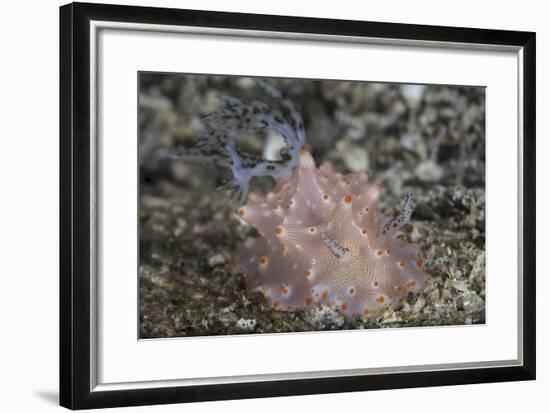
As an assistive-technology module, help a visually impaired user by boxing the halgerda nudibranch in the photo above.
[172,80,428,319]
[236,150,428,318]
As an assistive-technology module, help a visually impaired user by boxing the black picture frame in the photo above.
[60,2,536,410]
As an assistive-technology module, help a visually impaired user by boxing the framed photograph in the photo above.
[60,2,536,409]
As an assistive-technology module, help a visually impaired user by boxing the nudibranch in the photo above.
[171,80,428,318]
[236,149,428,318]
[170,80,304,203]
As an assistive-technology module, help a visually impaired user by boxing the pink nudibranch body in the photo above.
[236,148,428,318]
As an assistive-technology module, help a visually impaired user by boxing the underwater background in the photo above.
[138,74,485,338]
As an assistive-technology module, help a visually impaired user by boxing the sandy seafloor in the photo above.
[138,74,486,338]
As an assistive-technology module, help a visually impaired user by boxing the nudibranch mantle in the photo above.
[236,148,428,318]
